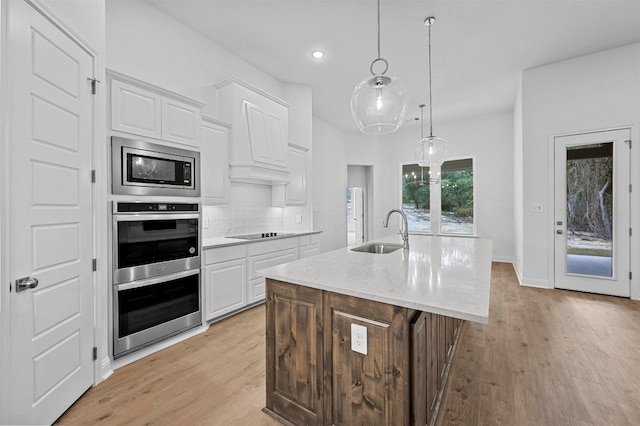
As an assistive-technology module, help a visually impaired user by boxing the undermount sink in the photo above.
[351,242,404,254]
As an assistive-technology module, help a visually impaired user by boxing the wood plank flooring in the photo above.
[437,262,640,426]
[56,262,640,425]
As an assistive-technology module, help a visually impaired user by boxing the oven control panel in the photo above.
[115,202,200,213]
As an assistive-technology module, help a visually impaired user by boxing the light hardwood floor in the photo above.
[56,262,640,425]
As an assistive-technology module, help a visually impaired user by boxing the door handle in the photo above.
[15,277,39,292]
[556,230,563,235]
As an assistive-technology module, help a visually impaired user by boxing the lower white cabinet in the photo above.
[203,234,321,321]
[248,247,298,303]
[299,233,321,259]
[204,245,247,321]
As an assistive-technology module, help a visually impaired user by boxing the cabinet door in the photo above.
[204,258,246,320]
[325,293,409,425]
[201,121,229,205]
[161,97,201,147]
[266,279,324,425]
[111,79,161,139]
[286,146,306,205]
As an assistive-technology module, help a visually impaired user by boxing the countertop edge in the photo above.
[203,230,322,249]
[261,272,489,323]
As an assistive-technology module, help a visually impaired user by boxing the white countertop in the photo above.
[258,234,493,324]
[203,230,322,249]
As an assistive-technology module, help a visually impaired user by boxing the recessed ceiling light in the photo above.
[311,50,325,59]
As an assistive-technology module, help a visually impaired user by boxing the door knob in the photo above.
[15,277,39,292]
[556,230,563,235]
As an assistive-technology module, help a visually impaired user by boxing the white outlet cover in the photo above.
[351,323,367,355]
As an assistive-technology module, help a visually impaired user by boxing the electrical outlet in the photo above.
[202,217,209,229]
[351,324,367,355]
[295,215,302,223]
[532,203,544,213]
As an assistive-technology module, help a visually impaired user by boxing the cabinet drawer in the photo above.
[249,248,298,280]
[204,245,247,265]
[298,235,311,246]
[299,243,320,259]
[247,238,298,256]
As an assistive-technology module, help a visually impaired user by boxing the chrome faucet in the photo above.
[382,209,409,250]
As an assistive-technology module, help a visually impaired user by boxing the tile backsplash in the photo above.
[203,182,309,238]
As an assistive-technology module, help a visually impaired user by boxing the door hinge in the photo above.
[631,184,633,193]
[92,259,97,271]
[630,228,633,237]
[91,169,96,183]
[88,78,100,95]
[630,272,633,280]
[93,347,98,361]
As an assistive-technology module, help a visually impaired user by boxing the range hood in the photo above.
[216,77,290,185]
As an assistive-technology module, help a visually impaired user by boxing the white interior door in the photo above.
[554,129,631,297]
[353,187,365,243]
[7,1,95,423]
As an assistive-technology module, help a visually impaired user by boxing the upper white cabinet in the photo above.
[201,115,231,205]
[109,70,204,148]
[216,77,290,184]
[161,97,201,147]
[286,145,307,205]
[111,79,162,139]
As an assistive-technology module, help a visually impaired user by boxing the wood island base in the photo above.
[265,278,463,426]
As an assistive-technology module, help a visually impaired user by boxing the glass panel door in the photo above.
[554,129,630,296]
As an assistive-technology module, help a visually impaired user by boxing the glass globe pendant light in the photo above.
[415,17,447,170]
[350,0,408,135]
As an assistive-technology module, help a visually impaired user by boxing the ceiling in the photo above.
[145,0,640,133]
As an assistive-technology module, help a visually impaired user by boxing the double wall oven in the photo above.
[112,201,201,358]
[111,136,203,358]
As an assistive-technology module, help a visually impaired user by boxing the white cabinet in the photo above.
[247,237,299,303]
[216,77,290,184]
[272,145,307,206]
[204,245,247,320]
[286,146,307,205]
[204,235,320,321]
[109,71,204,147]
[299,234,321,259]
[161,97,201,147]
[111,79,162,139]
[201,115,231,205]
[248,247,298,303]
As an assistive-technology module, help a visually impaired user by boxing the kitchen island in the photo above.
[258,234,492,426]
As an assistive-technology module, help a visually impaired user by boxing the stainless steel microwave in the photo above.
[111,137,200,197]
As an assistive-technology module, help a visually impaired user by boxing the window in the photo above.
[440,158,474,234]
[402,164,431,232]
[401,158,474,235]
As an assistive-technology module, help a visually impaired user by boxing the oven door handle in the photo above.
[113,213,200,222]
[115,268,200,291]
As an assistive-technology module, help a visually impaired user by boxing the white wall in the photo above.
[520,43,640,293]
[106,0,284,102]
[375,111,515,261]
[313,118,347,251]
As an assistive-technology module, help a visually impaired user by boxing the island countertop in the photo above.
[258,234,493,323]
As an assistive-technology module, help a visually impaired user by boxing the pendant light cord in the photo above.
[377,0,381,59]
[428,23,433,137]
